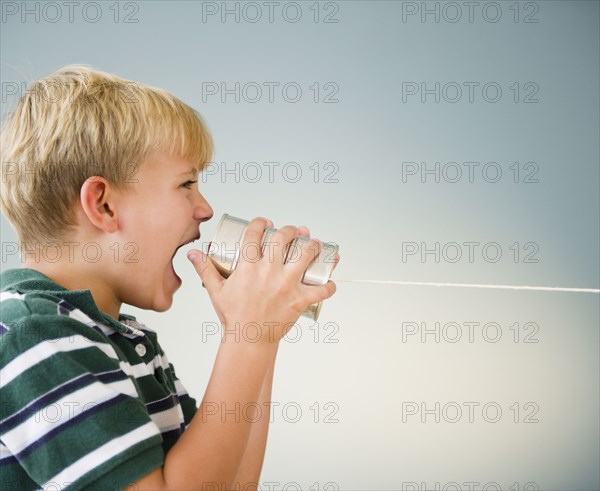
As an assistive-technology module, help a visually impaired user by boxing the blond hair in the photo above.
[1,65,213,248]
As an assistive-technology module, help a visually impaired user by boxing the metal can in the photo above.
[207,214,339,320]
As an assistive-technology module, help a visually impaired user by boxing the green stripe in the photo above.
[76,444,164,491]
[0,315,113,365]
[0,297,32,324]
[16,399,160,484]
[0,465,39,491]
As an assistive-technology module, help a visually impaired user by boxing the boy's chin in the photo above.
[156,283,180,311]
[133,287,177,313]
[148,293,175,313]
[127,270,180,312]
[152,302,173,313]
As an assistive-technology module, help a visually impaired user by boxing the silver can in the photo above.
[207,214,339,320]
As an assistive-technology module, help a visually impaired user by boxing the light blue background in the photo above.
[2,1,599,489]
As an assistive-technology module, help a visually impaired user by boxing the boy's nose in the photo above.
[193,192,213,223]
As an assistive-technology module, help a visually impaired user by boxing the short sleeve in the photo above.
[0,314,164,490]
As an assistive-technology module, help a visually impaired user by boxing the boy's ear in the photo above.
[79,176,119,233]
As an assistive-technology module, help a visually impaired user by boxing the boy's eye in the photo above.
[181,180,198,189]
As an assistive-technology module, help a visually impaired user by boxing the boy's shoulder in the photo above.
[1,268,91,337]
[0,267,148,339]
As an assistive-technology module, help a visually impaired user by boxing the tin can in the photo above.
[207,214,339,320]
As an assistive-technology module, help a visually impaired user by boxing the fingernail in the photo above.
[187,252,198,262]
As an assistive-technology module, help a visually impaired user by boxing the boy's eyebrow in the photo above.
[177,167,199,177]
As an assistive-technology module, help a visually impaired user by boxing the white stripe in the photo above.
[0,336,118,387]
[174,379,189,396]
[149,353,168,371]
[121,318,154,334]
[150,404,184,433]
[142,352,169,373]
[3,378,139,454]
[119,351,167,380]
[65,307,97,328]
[43,421,160,488]
[120,360,152,379]
[0,291,26,302]
[93,321,116,336]
[120,356,193,385]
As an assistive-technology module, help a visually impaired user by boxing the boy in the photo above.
[0,66,337,490]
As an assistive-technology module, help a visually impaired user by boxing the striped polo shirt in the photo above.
[0,268,197,490]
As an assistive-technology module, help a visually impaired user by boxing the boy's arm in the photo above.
[231,348,278,489]
[132,338,278,490]
[132,220,335,491]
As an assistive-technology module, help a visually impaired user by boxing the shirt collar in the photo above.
[0,267,145,337]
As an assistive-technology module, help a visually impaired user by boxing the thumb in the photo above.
[187,249,223,294]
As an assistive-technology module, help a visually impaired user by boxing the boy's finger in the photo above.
[302,280,337,306]
[237,217,269,266]
[270,225,300,265]
[286,238,322,276]
[297,225,310,238]
[187,249,223,294]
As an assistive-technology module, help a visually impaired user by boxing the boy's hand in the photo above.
[187,217,337,343]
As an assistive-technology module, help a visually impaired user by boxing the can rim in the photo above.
[207,213,229,256]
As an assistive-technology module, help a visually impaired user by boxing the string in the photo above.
[335,279,600,294]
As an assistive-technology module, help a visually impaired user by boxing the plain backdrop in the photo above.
[2,1,599,489]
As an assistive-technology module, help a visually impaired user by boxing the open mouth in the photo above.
[171,234,201,282]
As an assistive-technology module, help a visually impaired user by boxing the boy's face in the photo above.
[112,151,213,312]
